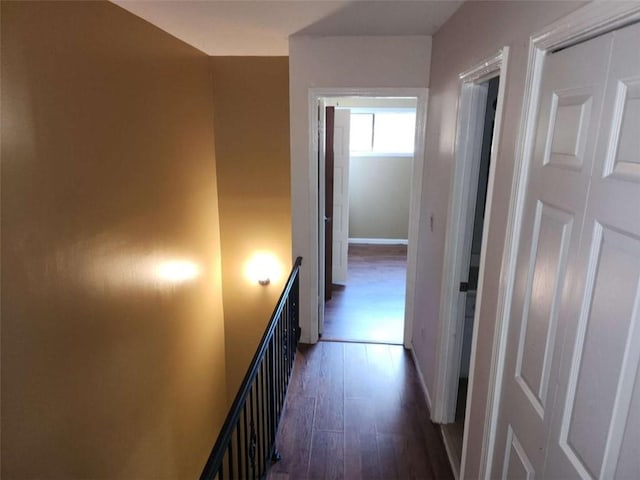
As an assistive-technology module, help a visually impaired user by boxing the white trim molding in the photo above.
[307,87,429,349]
[459,50,507,84]
[477,3,640,480]
[433,47,509,435]
[410,344,434,413]
[348,238,409,245]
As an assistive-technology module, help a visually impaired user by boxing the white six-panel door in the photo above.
[493,21,640,479]
[332,109,351,285]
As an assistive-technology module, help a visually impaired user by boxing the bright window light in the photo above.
[349,113,374,152]
[349,110,416,155]
[373,112,416,154]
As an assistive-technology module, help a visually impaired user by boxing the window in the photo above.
[350,114,374,151]
[349,109,416,155]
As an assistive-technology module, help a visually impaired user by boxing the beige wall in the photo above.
[211,57,291,398]
[409,2,584,477]
[1,2,227,478]
[349,155,411,240]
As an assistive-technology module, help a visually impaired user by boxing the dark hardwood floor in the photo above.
[268,342,453,479]
[322,244,407,344]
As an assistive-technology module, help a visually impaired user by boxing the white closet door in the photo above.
[544,22,640,479]
[491,31,613,478]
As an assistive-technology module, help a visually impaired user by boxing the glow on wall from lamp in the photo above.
[245,252,283,286]
[85,252,202,290]
[154,260,201,284]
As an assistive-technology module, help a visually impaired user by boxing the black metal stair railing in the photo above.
[200,257,303,480]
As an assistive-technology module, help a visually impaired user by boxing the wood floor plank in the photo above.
[407,391,454,479]
[322,245,406,344]
[314,342,344,432]
[365,344,399,393]
[344,397,376,435]
[366,345,417,438]
[344,431,382,480]
[343,342,371,398]
[419,415,454,479]
[375,400,422,438]
[308,430,344,480]
[288,343,322,397]
[270,394,315,475]
[273,342,453,480]
[377,433,435,479]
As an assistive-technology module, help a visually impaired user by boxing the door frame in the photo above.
[307,87,429,347]
[474,3,640,479]
[317,99,328,333]
[323,106,335,304]
[433,48,509,426]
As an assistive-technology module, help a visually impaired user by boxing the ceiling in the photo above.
[112,1,463,56]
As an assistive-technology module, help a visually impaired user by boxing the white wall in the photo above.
[289,35,431,343]
[408,1,584,477]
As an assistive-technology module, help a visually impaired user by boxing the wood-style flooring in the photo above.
[268,341,453,479]
[322,245,407,344]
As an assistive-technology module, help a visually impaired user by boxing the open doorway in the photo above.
[321,97,416,344]
[317,96,419,345]
[441,76,499,470]
[432,48,508,479]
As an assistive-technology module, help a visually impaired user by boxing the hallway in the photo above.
[322,245,407,344]
[269,342,453,479]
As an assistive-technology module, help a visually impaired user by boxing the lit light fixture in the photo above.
[245,252,281,286]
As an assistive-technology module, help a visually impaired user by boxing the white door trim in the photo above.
[476,3,640,479]
[316,100,327,335]
[307,87,429,348]
[433,48,509,426]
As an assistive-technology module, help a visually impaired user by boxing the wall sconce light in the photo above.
[245,252,281,287]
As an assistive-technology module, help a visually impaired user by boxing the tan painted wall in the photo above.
[349,155,412,240]
[1,2,227,478]
[211,57,291,398]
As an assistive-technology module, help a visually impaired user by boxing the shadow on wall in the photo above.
[294,1,462,36]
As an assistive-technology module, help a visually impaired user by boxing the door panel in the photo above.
[516,202,573,416]
[492,29,613,478]
[616,365,640,478]
[605,79,640,180]
[544,90,592,170]
[503,426,535,480]
[545,22,640,480]
[559,226,640,478]
[495,20,640,480]
[332,109,351,285]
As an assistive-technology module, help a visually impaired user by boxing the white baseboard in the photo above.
[409,345,433,412]
[411,345,460,478]
[441,427,461,480]
[348,238,408,245]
